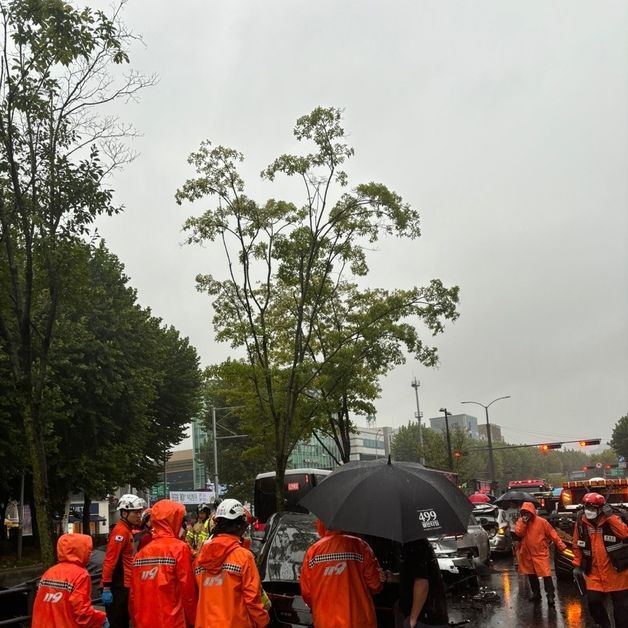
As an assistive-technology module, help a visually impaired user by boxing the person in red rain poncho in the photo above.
[101,493,146,628]
[300,519,383,628]
[32,533,108,628]
[515,501,567,606]
[130,499,197,628]
[194,498,269,628]
[572,492,628,628]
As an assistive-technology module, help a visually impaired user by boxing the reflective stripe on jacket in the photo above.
[32,534,106,628]
[101,518,135,588]
[194,534,269,628]
[300,530,383,628]
[130,500,197,628]
[572,513,628,592]
[515,502,567,578]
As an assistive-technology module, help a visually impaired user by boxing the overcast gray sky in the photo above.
[94,0,628,452]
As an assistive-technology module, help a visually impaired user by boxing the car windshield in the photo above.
[265,513,318,582]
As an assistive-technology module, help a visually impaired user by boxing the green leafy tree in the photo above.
[0,0,153,563]
[176,107,459,509]
[42,242,201,525]
[610,414,628,459]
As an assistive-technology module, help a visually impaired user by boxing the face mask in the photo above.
[584,509,598,520]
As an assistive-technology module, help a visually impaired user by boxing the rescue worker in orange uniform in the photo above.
[101,493,146,627]
[194,498,269,628]
[515,501,567,605]
[130,499,197,627]
[572,492,628,628]
[300,519,383,628]
[32,533,108,628]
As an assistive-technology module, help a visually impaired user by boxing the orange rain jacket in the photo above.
[32,533,106,628]
[194,533,269,628]
[515,502,567,578]
[101,516,135,589]
[300,527,383,628]
[130,500,197,628]
[572,512,628,592]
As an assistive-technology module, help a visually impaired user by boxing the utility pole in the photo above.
[411,378,425,464]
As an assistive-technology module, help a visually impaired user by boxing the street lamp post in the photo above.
[461,396,511,493]
[411,378,425,464]
[374,428,383,459]
[439,408,454,470]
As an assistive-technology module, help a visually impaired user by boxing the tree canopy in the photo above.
[610,414,628,460]
[0,0,153,562]
[176,107,459,508]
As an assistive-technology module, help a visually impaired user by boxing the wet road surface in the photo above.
[446,557,605,627]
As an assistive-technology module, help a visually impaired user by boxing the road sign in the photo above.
[595,462,602,469]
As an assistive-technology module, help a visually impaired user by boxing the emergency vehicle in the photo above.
[559,477,628,520]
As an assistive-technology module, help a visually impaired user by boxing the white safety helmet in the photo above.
[117,494,146,511]
[215,498,245,520]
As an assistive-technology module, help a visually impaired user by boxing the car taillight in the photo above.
[253,521,266,532]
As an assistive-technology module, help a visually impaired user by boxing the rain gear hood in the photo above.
[57,532,92,567]
[520,502,536,518]
[151,499,185,539]
[196,534,241,573]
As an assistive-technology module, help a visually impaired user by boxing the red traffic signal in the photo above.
[540,443,562,452]
[579,439,601,447]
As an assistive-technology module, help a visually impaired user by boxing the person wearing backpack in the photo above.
[572,492,628,628]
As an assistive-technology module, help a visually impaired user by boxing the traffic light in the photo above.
[579,439,601,447]
[540,443,562,452]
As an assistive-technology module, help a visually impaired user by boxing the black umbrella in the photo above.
[299,458,473,543]
[494,491,541,508]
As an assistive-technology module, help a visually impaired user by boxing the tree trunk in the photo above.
[82,494,91,537]
[22,401,54,565]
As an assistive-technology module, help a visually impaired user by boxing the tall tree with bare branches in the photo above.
[176,107,459,511]
[0,0,154,563]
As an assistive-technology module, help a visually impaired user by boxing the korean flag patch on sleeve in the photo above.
[114,535,124,542]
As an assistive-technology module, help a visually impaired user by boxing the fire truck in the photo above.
[558,477,628,520]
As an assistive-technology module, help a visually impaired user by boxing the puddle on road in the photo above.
[446,559,598,628]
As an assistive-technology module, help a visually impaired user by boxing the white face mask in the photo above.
[584,509,598,520]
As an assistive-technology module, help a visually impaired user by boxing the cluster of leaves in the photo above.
[176,107,459,506]
[391,424,619,488]
[610,414,628,459]
[0,240,202,523]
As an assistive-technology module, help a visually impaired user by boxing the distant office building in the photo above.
[289,434,339,469]
[478,423,504,443]
[287,425,394,468]
[165,449,195,491]
[429,413,479,439]
[192,413,209,489]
